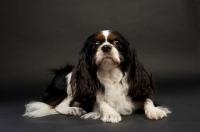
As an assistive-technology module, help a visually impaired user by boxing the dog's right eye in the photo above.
[93,41,101,49]
[95,41,101,45]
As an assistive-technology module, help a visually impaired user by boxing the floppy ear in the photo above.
[127,47,156,101]
[70,41,102,105]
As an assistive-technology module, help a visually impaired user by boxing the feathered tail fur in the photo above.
[23,102,58,117]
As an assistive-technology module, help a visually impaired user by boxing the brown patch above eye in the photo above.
[108,34,117,41]
[96,34,105,41]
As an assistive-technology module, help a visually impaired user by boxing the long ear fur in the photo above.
[110,32,155,101]
[70,39,103,105]
[127,47,156,101]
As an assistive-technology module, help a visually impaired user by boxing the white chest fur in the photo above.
[96,67,137,115]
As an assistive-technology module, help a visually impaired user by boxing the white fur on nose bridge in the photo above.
[102,30,110,41]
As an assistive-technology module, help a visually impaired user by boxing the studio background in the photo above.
[0,0,200,132]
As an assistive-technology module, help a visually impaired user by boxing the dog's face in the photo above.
[83,30,131,69]
[94,30,121,67]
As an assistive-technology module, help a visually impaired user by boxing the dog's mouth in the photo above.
[103,56,113,60]
[102,57,114,63]
[95,55,120,66]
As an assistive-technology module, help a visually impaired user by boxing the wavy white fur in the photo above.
[23,102,58,118]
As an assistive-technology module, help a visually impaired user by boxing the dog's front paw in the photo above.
[56,106,86,117]
[66,107,87,116]
[81,112,100,119]
[145,106,170,120]
[101,112,122,123]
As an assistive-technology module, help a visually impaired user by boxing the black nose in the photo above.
[101,45,112,52]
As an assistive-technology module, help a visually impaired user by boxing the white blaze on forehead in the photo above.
[101,30,110,41]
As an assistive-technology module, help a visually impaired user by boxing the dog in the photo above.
[23,30,171,123]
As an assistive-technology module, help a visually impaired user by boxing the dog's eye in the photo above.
[113,40,120,46]
[93,41,101,49]
[95,41,101,45]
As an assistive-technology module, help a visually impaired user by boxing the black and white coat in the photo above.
[24,30,171,123]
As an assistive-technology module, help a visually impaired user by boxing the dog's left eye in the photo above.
[113,40,120,46]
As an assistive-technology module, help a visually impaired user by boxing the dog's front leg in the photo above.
[55,96,86,116]
[98,101,122,123]
[144,98,171,120]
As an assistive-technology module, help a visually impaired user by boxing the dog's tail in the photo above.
[23,101,58,118]
[23,64,74,118]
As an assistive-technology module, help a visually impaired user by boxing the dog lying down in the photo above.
[23,30,171,123]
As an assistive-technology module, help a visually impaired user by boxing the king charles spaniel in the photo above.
[23,30,171,123]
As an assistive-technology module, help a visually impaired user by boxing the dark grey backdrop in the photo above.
[1,0,199,99]
[0,0,200,132]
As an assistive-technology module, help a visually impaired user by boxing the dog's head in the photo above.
[80,30,134,71]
